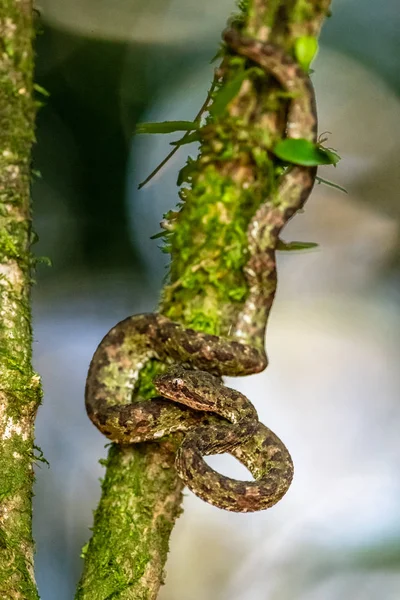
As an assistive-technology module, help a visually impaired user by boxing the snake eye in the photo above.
[172,377,184,388]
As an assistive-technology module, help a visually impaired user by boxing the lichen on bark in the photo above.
[0,1,41,597]
[77,1,332,598]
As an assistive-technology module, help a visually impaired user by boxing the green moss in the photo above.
[0,2,40,597]
[160,121,275,332]
[137,360,167,401]
[76,442,182,599]
[291,0,323,23]
[0,435,38,598]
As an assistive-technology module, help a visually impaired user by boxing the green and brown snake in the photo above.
[85,28,318,512]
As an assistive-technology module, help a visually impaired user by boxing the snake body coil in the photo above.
[86,28,317,512]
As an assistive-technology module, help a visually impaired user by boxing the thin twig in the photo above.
[138,74,218,189]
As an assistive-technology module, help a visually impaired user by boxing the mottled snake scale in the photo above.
[85,28,318,512]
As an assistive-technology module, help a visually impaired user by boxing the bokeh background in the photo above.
[32,0,400,598]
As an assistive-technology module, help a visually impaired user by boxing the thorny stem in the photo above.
[0,1,41,598]
[76,1,332,599]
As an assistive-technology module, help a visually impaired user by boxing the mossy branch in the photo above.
[0,1,41,597]
[76,1,332,598]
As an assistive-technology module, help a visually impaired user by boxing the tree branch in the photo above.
[0,1,41,597]
[76,1,332,598]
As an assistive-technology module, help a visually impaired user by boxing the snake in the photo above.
[85,28,317,513]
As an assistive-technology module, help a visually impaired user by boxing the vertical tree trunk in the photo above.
[0,1,41,597]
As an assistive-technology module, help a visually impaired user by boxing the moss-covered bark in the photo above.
[77,1,331,598]
[0,1,41,598]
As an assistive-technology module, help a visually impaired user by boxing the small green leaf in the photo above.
[316,176,347,193]
[135,121,199,135]
[209,69,249,117]
[177,159,196,186]
[210,46,224,64]
[273,138,339,166]
[319,147,341,166]
[30,231,40,245]
[294,36,319,71]
[169,132,201,146]
[277,239,319,251]
[34,83,50,97]
[80,543,89,559]
[33,444,50,466]
[36,255,52,267]
[150,231,166,240]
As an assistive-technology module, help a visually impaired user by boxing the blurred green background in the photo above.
[31,1,400,598]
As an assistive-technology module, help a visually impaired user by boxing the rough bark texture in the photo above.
[0,1,41,598]
[77,1,332,598]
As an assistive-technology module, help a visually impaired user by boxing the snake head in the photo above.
[154,366,222,412]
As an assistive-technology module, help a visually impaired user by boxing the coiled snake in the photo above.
[85,28,317,512]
